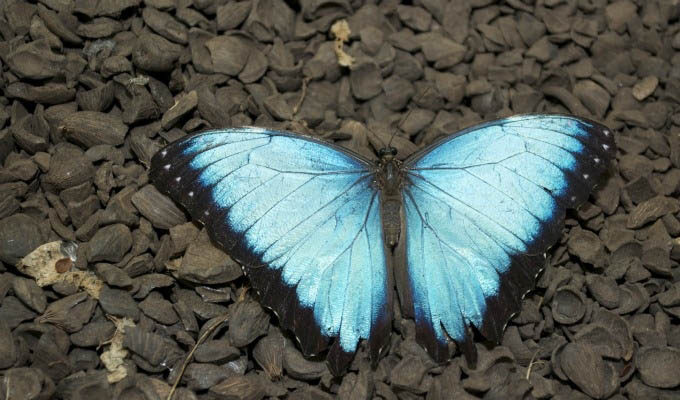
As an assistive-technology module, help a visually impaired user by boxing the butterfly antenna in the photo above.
[387,86,433,149]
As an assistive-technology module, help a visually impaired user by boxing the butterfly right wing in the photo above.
[150,128,392,374]
[401,115,615,362]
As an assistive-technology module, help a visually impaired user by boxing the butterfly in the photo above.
[149,114,615,375]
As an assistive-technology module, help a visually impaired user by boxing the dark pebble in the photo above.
[138,292,179,325]
[567,227,607,268]
[350,61,383,100]
[0,296,38,329]
[0,214,45,265]
[172,288,227,320]
[76,82,115,112]
[123,326,182,369]
[7,40,64,80]
[94,263,133,289]
[37,291,95,333]
[161,90,198,130]
[70,348,100,372]
[585,274,620,309]
[195,286,231,304]
[183,363,233,391]
[87,223,132,263]
[142,7,188,44]
[228,300,269,348]
[627,196,680,229]
[551,286,586,325]
[1,367,54,400]
[636,347,680,388]
[132,33,183,72]
[12,276,47,313]
[216,2,251,31]
[53,371,110,400]
[98,285,139,320]
[0,319,17,369]
[253,333,285,380]
[205,35,251,76]
[173,300,199,333]
[559,342,619,399]
[134,273,175,299]
[194,339,240,364]
[43,145,95,191]
[70,320,116,347]
[131,185,187,230]
[178,231,242,285]
[391,355,427,393]
[210,375,266,400]
[624,176,657,205]
[60,111,128,148]
[283,343,328,380]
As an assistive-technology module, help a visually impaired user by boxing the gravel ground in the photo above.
[1,0,680,399]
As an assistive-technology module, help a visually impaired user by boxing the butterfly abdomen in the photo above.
[382,198,401,248]
[378,156,404,248]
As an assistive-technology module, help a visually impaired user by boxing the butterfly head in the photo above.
[378,146,398,160]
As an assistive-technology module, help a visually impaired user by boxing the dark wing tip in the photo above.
[327,340,355,376]
[245,264,333,355]
[368,303,392,367]
[479,253,544,343]
[415,320,449,363]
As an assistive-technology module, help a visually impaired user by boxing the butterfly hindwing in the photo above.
[150,127,392,374]
[402,115,616,362]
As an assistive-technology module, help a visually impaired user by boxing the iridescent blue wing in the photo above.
[150,127,391,374]
[402,115,616,362]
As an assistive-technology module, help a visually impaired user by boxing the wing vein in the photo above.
[408,175,530,248]
[241,175,318,235]
[263,175,372,262]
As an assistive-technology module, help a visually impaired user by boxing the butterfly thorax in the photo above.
[376,150,404,249]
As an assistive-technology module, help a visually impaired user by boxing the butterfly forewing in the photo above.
[150,127,392,375]
[401,114,616,362]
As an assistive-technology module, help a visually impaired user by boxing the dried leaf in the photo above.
[17,241,103,299]
[331,20,354,67]
[100,316,135,383]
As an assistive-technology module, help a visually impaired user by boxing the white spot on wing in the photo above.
[175,177,181,182]
[603,129,610,136]
[188,191,194,197]
[570,196,576,202]
[603,144,609,150]
[161,150,167,157]
[583,174,589,179]
[163,164,171,170]
[594,157,600,163]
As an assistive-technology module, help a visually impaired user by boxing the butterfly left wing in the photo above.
[401,115,616,363]
[150,127,391,374]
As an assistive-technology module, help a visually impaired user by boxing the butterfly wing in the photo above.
[150,127,391,374]
[401,115,616,362]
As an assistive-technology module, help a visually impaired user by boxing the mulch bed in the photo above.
[1,0,680,399]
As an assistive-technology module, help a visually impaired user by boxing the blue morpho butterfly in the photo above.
[150,114,615,375]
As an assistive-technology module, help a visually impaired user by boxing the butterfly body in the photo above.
[150,115,615,375]
[374,150,404,248]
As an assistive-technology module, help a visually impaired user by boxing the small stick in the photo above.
[293,78,310,116]
[525,348,541,380]
[166,313,229,400]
